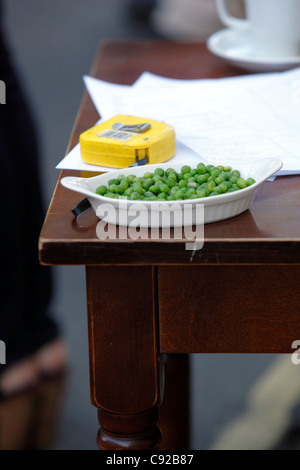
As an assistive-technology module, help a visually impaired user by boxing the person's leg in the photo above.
[0,0,67,396]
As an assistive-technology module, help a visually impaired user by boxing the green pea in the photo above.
[154,168,165,177]
[206,165,215,174]
[109,184,118,193]
[166,178,176,188]
[196,163,206,174]
[229,175,238,183]
[213,185,223,194]
[169,187,179,195]
[187,176,196,183]
[218,182,229,193]
[196,189,208,198]
[178,180,187,188]
[152,174,163,183]
[222,171,231,180]
[165,168,176,177]
[131,184,144,195]
[222,181,232,189]
[167,172,178,181]
[149,185,159,194]
[130,191,143,200]
[133,176,143,184]
[215,175,225,185]
[157,192,167,200]
[196,174,208,185]
[158,183,170,194]
[173,190,184,200]
[108,178,120,186]
[96,185,107,196]
[142,178,153,190]
[236,177,247,189]
[104,191,116,198]
[246,177,256,186]
[143,191,154,198]
[116,182,128,194]
[122,178,130,186]
[206,181,216,192]
[124,187,134,197]
[211,169,221,178]
[120,181,129,190]
[184,188,196,199]
[181,165,191,175]
[183,172,192,181]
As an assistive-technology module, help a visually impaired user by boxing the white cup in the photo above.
[216,0,300,58]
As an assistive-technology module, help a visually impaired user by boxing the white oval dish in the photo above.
[61,158,282,228]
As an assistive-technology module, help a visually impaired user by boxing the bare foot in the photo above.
[0,357,39,397]
[0,339,68,397]
[34,339,69,378]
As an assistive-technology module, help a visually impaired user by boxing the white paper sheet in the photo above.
[57,68,300,176]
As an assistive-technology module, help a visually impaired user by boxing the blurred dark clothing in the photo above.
[0,0,59,367]
[129,0,158,24]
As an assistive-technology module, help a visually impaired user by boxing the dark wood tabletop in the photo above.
[39,40,300,267]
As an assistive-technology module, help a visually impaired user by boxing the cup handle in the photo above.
[215,0,248,29]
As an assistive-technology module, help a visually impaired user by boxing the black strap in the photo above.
[71,197,91,218]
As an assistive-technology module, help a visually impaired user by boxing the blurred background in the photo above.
[3,0,300,450]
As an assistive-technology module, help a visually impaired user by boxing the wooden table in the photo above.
[39,40,300,451]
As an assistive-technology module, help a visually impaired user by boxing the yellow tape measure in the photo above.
[79,114,176,168]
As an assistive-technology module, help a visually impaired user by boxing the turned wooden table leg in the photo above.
[97,408,161,450]
[86,266,162,450]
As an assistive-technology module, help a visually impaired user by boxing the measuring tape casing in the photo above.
[79,115,176,168]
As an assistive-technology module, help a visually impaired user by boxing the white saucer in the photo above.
[207,28,300,73]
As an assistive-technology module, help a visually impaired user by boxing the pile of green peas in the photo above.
[95,163,256,201]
